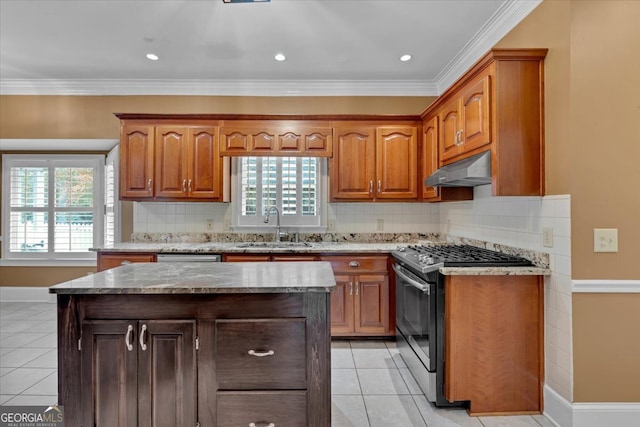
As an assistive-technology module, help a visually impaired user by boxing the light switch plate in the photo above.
[594,228,618,252]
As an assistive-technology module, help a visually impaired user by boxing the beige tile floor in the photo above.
[0,301,555,426]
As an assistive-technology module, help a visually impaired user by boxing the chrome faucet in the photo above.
[263,205,282,242]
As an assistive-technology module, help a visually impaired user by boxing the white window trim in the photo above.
[1,154,104,261]
[230,157,328,233]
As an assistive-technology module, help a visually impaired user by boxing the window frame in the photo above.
[231,156,328,233]
[1,154,105,261]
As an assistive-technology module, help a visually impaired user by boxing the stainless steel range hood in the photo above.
[425,151,492,187]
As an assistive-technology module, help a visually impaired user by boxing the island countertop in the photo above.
[49,261,336,294]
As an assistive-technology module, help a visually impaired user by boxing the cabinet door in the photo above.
[97,253,156,272]
[461,72,491,154]
[330,127,376,200]
[376,126,418,199]
[354,274,390,334]
[220,128,276,155]
[439,97,463,163]
[120,125,154,199]
[188,126,221,199]
[330,274,355,335]
[81,320,137,427]
[422,116,440,200]
[155,126,189,198]
[138,320,196,427]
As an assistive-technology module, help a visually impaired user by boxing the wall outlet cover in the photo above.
[542,227,554,248]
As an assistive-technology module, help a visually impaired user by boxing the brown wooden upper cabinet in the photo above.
[422,48,547,196]
[330,125,418,201]
[439,69,491,163]
[119,120,227,201]
[219,126,332,157]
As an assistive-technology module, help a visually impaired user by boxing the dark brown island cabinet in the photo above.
[50,262,335,427]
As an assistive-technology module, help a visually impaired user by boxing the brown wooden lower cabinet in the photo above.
[321,255,392,337]
[80,319,196,426]
[58,293,330,427]
[445,275,543,415]
[97,252,156,271]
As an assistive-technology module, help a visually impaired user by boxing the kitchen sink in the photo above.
[235,242,313,248]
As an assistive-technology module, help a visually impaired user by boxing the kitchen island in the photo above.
[50,261,335,427]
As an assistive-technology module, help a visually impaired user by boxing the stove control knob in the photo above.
[397,246,406,252]
[425,257,435,265]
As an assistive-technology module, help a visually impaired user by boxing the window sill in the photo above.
[231,226,328,234]
[0,259,97,267]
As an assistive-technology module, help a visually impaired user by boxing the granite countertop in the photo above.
[92,241,403,254]
[439,266,551,276]
[49,261,336,295]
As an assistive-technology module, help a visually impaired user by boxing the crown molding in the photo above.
[0,0,541,97]
[434,0,543,93]
[0,79,438,97]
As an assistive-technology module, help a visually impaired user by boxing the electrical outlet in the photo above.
[594,228,618,252]
[224,220,231,231]
[542,227,553,248]
[327,219,335,231]
[206,219,214,231]
[376,219,384,231]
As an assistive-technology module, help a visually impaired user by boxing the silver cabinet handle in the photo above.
[120,260,131,265]
[188,179,192,193]
[349,261,360,268]
[249,423,275,427]
[369,180,373,194]
[248,350,275,357]
[355,282,359,296]
[139,324,147,351]
[182,179,187,193]
[147,178,152,190]
[378,180,381,194]
[125,324,134,351]
[349,282,353,296]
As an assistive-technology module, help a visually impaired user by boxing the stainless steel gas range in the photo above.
[391,244,533,407]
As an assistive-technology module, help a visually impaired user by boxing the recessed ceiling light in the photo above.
[274,53,286,62]
[400,54,412,62]
[146,53,159,61]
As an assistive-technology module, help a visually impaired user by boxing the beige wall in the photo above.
[0,95,433,139]
[498,0,640,403]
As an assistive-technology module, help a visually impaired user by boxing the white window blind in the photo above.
[2,155,104,259]
[236,156,322,228]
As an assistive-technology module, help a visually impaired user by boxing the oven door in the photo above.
[393,263,436,372]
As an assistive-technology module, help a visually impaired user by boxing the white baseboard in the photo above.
[0,286,54,303]
[544,385,640,427]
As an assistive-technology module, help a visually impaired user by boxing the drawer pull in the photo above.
[120,260,131,265]
[249,423,275,427]
[248,349,275,357]
[349,261,360,268]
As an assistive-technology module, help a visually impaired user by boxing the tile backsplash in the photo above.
[132,185,573,401]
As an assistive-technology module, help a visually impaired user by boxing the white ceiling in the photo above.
[0,0,541,96]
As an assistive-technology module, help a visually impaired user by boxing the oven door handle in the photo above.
[393,264,431,295]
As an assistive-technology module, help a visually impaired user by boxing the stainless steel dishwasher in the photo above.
[156,254,221,263]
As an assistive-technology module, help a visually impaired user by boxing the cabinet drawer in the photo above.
[215,319,306,389]
[321,255,388,273]
[217,391,307,427]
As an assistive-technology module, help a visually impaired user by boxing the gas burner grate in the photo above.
[406,244,533,267]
